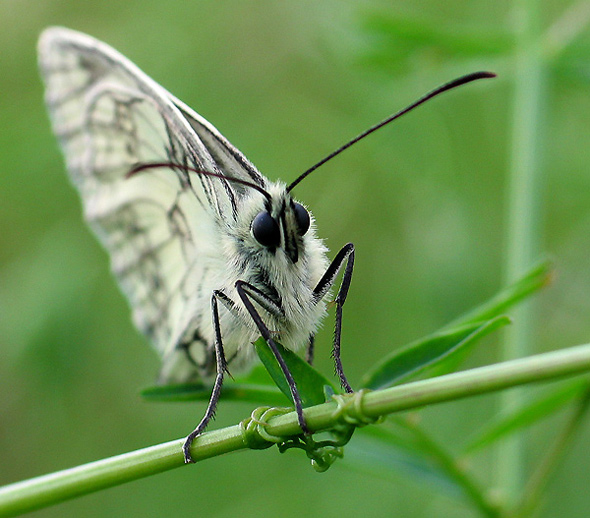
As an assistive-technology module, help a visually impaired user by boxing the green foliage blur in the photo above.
[2,1,590,517]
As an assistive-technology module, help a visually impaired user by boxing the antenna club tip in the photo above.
[475,71,497,79]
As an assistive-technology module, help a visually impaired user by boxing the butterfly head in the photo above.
[248,183,312,264]
[128,163,317,266]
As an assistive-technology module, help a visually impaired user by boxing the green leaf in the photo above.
[235,363,279,385]
[359,262,549,391]
[465,379,590,453]
[253,337,338,407]
[448,260,552,328]
[361,316,510,390]
[426,261,552,377]
[140,349,332,406]
[140,382,289,405]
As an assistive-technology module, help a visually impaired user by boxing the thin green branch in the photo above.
[0,427,247,518]
[501,0,546,501]
[3,343,590,517]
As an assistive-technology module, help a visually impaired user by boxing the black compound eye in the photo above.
[252,211,280,248]
[293,202,310,236]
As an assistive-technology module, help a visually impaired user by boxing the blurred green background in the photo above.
[2,1,590,516]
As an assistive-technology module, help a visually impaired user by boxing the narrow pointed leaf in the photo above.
[361,316,509,390]
[254,337,338,407]
[448,260,552,328]
[236,363,280,385]
[427,261,552,376]
[465,379,590,453]
[141,382,288,405]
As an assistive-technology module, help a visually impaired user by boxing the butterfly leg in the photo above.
[313,242,355,393]
[235,280,311,435]
[182,291,229,463]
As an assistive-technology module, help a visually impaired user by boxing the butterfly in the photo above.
[38,26,494,463]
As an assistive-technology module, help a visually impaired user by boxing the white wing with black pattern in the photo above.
[38,27,269,380]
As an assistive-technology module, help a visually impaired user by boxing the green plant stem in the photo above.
[3,343,590,517]
[0,427,246,518]
[510,384,590,518]
[501,0,545,501]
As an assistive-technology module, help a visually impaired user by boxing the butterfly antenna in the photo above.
[287,71,496,192]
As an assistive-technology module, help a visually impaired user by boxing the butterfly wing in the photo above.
[38,27,267,380]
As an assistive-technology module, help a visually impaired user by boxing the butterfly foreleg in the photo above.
[313,242,355,393]
[182,290,229,464]
[235,280,311,435]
